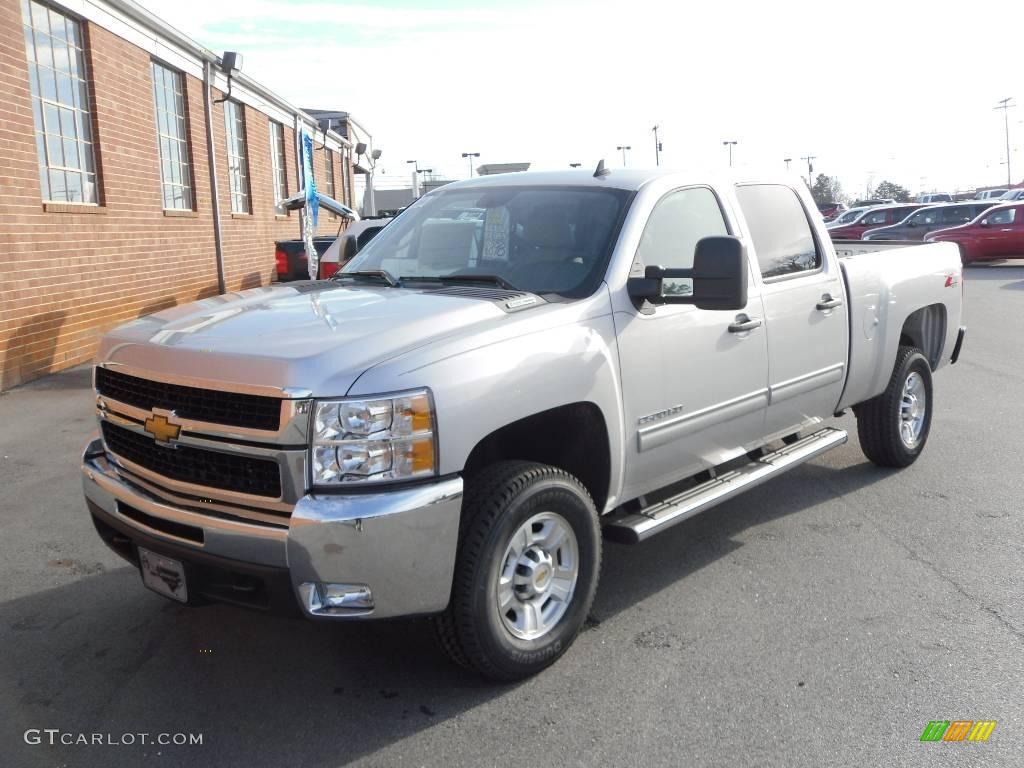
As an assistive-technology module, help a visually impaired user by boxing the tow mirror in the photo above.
[628,236,748,311]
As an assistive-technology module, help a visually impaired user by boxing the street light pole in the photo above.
[569,163,582,168]
[784,157,792,171]
[995,98,1015,187]
[722,140,737,167]
[652,125,662,166]
[616,145,631,166]
[461,152,480,178]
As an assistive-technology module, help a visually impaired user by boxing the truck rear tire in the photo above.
[855,345,933,468]
[432,461,601,681]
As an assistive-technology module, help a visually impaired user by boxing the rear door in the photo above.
[735,184,848,438]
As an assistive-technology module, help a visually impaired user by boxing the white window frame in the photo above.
[22,0,99,204]
[269,120,287,215]
[151,61,193,210]
[224,100,250,214]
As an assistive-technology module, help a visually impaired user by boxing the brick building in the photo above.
[0,0,365,390]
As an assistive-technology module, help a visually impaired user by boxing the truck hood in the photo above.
[97,281,532,396]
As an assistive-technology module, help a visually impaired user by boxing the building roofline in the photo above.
[105,0,352,148]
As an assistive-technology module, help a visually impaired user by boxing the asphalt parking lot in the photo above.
[2,262,1022,768]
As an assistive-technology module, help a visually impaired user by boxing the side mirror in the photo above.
[979,219,989,227]
[907,220,917,227]
[627,236,748,311]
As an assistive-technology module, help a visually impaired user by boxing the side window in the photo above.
[634,187,728,296]
[989,208,1015,225]
[735,184,821,279]
[916,209,940,226]
[941,206,967,224]
[863,210,888,225]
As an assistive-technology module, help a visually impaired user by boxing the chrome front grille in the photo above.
[94,365,311,527]
[96,367,284,431]
[101,421,282,498]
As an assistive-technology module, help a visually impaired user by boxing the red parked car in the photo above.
[827,203,925,240]
[817,202,846,222]
[925,203,1024,264]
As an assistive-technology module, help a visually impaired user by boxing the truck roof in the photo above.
[431,168,797,194]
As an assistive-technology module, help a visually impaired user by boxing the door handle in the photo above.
[728,315,762,333]
[816,294,843,311]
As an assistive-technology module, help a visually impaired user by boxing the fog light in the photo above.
[299,582,374,615]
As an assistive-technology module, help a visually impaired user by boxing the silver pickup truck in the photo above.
[82,168,966,680]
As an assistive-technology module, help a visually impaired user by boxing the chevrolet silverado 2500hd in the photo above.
[82,168,966,681]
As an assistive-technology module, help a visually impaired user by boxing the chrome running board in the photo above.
[603,428,848,544]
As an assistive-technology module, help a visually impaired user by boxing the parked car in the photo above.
[925,203,1024,264]
[863,202,998,241]
[817,201,846,221]
[827,204,926,240]
[916,193,953,204]
[82,169,965,681]
[975,189,1009,200]
[827,205,877,227]
[851,198,896,207]
[998,188,1024,201]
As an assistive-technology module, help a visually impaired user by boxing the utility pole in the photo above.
[995,98,1015,187]
[652,125,662,166]
[800,155,816,187]
[617,145,631,167]
[722,140,737,167]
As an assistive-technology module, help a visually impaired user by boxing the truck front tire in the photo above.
[432,461,601,681]
[855,345,933,468]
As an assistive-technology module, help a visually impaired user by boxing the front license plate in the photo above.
[138,547,188,603]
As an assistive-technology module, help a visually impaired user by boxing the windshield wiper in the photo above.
[333,269,399,287]
[400,274,518,290]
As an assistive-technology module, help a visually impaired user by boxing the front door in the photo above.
[976,206,1021,258]
[734,184,849,438]
[615,186,769,500]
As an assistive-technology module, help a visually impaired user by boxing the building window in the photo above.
[151,61,192,209]
[269,120,287,215]
[21,0,98,204]
[224,100,250,213]
[324,148,336,216]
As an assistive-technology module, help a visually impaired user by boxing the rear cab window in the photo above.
[735,184,821,279]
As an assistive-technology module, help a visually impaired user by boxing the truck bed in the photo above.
[836,240,962,412]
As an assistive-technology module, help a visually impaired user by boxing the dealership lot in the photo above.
[1,264,1022,768]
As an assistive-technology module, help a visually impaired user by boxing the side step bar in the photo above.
[603,427,848,544]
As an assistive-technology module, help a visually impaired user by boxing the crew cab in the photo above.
[926,202,1024,263]
[81,168,966,681]
[827,203,925,240]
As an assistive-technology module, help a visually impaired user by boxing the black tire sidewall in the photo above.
[893,351,933,461]
[468,475,599,678]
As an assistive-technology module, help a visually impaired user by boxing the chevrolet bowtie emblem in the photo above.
[144,412,181,444]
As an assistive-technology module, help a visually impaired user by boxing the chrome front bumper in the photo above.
[81,435,463,619]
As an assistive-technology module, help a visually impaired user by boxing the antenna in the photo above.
[594,159,610,178]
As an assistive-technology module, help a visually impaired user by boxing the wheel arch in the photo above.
[899,303,947,370]
[462,402,612,513]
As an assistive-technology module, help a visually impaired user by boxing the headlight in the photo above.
[311,390,437,485]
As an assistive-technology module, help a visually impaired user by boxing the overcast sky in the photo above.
[138,0,1024,197]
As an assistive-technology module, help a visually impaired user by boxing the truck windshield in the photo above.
[341,185,631,298]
